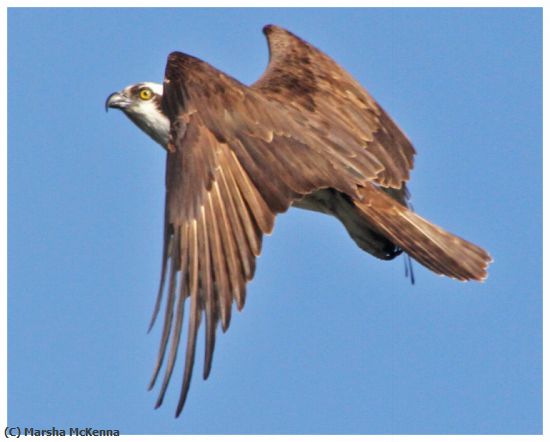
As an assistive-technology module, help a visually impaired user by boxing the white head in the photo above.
[106,82,170,148]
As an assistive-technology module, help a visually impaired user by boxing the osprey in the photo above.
[106,25,491,417]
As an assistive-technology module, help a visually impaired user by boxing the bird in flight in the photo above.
[106,24,491,417]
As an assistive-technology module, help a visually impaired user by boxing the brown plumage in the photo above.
[138,25,492,417]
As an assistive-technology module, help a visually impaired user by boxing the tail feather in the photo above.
[355,185,492,281]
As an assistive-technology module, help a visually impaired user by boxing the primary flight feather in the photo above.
[106,24,492,417]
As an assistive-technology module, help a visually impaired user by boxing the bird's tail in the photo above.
[354,185,492,281]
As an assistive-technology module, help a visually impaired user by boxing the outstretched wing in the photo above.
[149,50,393,416]
[253,25,415,189]
[148,114,278,417]
[149,26,421,417]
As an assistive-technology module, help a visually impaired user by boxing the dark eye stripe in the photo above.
[129,85,141,95]
[152,95,163,111]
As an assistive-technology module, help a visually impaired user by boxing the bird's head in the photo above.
[106,82,170,149]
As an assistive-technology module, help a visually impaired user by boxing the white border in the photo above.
[2,3,545,440]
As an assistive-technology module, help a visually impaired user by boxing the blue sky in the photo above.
[8,8,541,435]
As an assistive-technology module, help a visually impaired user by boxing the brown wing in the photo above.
[146,26,489,417]
[149,50,405,417]
[148,115,276,417]
[253,25,416,190]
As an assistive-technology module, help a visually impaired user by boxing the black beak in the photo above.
[105,92,129,112]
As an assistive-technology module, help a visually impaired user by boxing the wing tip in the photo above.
[262,24,281,36]
[175,388,189,418]
[261,24,302,59]
[166,51,185,64]
[203,365,212,381]
[154,394,164,409]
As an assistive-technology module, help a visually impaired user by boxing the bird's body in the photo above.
[106,24,491,417]
[106,81,405,259]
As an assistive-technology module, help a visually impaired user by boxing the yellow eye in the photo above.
[139,88,153,100]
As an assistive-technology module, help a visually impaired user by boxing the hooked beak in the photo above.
[105,91,131,112]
